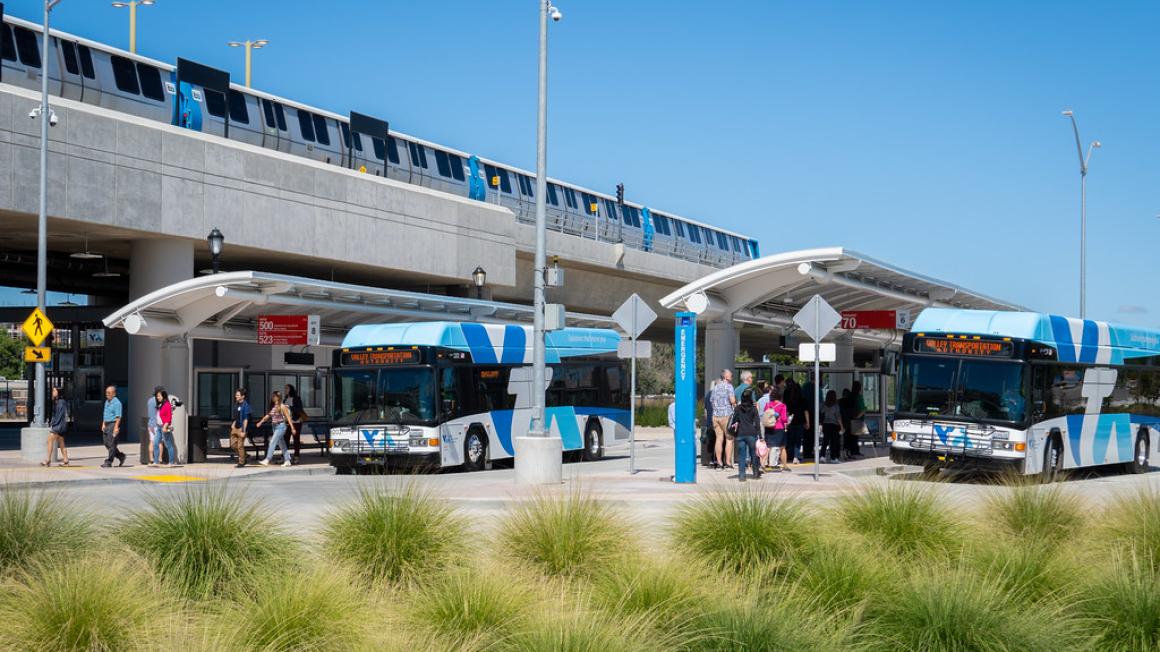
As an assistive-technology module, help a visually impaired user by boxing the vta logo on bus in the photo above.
[933,424,971,448]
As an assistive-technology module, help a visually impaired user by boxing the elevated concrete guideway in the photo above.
[660,247,1027,381]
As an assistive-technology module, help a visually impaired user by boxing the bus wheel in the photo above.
[582,422,603,462]
[463,430,487,472]
[1042,437,1062,483]
[1129,431,1150,474]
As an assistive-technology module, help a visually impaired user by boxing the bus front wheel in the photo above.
[1128,431,1150,474]
[463,430,487,472]
[1042,437,1062,483]
[582,422,603,462]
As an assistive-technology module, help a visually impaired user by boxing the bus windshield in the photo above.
[332,367,436,426]
[897,357,1025,423]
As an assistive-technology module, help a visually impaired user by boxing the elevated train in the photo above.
[1,14,758,268]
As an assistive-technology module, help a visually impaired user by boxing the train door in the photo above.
[55,39,87,102]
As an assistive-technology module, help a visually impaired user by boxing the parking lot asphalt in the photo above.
[3,427,1158,534]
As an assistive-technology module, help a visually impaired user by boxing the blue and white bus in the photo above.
[327,322,630,473]
[890,309,1160,480]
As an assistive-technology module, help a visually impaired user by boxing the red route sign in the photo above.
[257,315,309,345]
[840,310,897,330]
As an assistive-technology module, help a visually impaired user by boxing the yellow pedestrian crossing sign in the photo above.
[22,307,53,347]
[24,346,50,363]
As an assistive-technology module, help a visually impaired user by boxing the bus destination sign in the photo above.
[341,349,421,366]
[915,337,1013,357]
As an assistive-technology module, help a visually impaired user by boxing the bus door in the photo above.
[437,366,468,466]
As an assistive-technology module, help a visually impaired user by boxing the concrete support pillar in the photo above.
[127,239,194,444]
[704,318,740,388]
[832,334,855,394]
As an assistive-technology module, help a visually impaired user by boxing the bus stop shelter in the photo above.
[659,247,1026,442]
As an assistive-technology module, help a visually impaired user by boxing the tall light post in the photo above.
[110,0,153,54]
[33,0,60,429]
[227,39,268,88]
[516,0,562,485]
[1061,109,1101,319]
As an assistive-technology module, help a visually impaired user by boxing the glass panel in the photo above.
[387,136,400,164]
[297,109,315,141]
[13,27,39,68]
[433,149,452,177]
[60,40,79,75]
[1,25,15,62]
[273,102,287,130]
[111,55,140,95]
[897,357,957,417]
[332,369,377,425]
[448,153,465,181]
[956,361,1024,422]
[197,372,238,420]
[245,375,266,413]
[78,44,95,78]
[137,63,164,101]
[312,114,330,145]
[261,98,277,127]
[205,90,226,118]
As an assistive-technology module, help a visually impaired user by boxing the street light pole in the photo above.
[227,39,269,88]
[111,0,153,54]
[1062,109,1100,319]
[33,0,60,427]
[530,0,551,439]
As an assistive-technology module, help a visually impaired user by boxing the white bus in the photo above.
[327,322,631,474]
[890,309,1160,480]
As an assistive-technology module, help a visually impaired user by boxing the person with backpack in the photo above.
[783,380,809,465]
[255,391,296,467]
[762,389,789,472]
[41,386,70,467]
[732,389,763,482]
[151,388,178,467]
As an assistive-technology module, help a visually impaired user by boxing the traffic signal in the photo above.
[616,183,624,205]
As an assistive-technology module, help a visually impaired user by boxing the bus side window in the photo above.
[439,367,459,419]
[1031,366,1049,420]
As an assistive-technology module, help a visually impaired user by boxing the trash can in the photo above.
[186,414,208,464]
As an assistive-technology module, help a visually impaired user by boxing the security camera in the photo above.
[48,111,58,127]
[550,6,562,21]
[27,107,38,120]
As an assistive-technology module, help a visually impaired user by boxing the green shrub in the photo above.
[853,566,1072,652]
[670,488,814,577]
[590,557,710,638]
[968,544,1081,604]
[223,566,374,651]
[120,486,294,600]
[0,554,169,651]
[838,484,961,557]
[691,589,846,652]
[407,563,533,649]
[985,484,1085,548]
[498,607,672,652]
[1100,489,1160,573]
[498,491,632,578]
[1077,554,1160,651]
[323,484,466,585]
[0,489,93,575]
[635,403,670,427]
[794,537,893,610]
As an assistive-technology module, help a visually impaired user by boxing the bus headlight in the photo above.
[991,441,1012,450]
[900,433,917,443]
[331,439,349,452]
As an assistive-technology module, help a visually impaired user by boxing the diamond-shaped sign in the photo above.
[22,307,53,347]
[612,293,657,340]
[793,294,840,342]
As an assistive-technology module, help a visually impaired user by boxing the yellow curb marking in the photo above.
[133,475,208,483]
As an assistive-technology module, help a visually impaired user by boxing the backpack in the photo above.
[761,403,778,429]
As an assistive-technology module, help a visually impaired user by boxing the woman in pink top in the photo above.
[761,396,790,472]
[152,388,178,467]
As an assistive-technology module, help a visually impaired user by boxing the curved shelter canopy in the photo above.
[659,247,1025,333]
[103,270,613,345]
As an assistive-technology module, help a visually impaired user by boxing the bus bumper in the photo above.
[889,447,1023,473]
[329,452,441,471]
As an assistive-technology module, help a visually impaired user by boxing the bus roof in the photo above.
[341,322,621,364]
[912,309,1160,364]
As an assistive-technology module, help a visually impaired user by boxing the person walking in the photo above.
[152,388,178,468]
[255,391,296,467]
[231,388,251,468]
[820,389,844,464]
[146,387,160,465]
[733,389,762,482]
[100,385,126,468]
[284,384,304,461]
[41,386,70,467]
[709,369,737,469]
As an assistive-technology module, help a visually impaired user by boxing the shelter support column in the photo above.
[832,333,855,394]
[704,318,740,386]
[127,239,194,445]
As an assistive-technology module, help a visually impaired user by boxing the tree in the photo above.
[0,335,24,381]
[636,341,674,396]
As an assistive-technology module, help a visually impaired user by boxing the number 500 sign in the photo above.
[256,315,320,346]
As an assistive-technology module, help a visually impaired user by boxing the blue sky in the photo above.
[3,1,1157,324]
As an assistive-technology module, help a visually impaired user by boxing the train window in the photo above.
[312,114,330,145]
[447,154,465,181]
[433,149,451,177]
[136,63,165,102]
[205,90,226,118]
[563,187,578,209]
[523,175,534,197]
[372,137,385,160]
[353,132,363,152]
[581,193,597,215]
[496,168,511,193]
[60,41,80,75]
[408,142,429,169]
[13,27,39,68]
[716,232,729,250]
[652,214,671,236]
[546,184,559,206]
[340,122,352,148]
[731,236,742,253]
[227,91,250,124]
[673,220,685,238]
[687,224,701,243]
[77,44,95,79]
[296,109,315,141]
[110,56,140,95]
[261,99,277,129]
[1,25,14,62]
[273,102,287,130]
[485,164,511,192]
[387,137,400,164]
